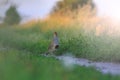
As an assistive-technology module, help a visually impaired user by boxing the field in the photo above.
[1,48,120,80]
[0,22,120,80]
[0,22,120,62]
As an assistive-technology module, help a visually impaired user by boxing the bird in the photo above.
[46,32,59,55]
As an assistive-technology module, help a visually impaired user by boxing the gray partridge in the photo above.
[46,32,59,55]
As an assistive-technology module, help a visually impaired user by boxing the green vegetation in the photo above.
[53,0,94,13]
[4,6,21,25]
[0,22,120,80]
[0,0,120,80]
[0,23,120,62]
[1,48,120,80]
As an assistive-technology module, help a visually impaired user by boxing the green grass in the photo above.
[0,47,120,80]
[0,24,120,80]
[0,24,120,62]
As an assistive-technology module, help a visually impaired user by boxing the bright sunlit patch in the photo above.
[94,0,120,21]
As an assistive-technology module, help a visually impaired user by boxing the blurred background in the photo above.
[0,0,120,80]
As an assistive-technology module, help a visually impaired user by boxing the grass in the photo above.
[0,23,120,62]
[0,23,120,80]
[0,46,120,80]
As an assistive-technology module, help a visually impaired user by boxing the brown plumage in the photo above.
[46,32,59,55]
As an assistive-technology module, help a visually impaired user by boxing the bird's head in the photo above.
[54,32,57,36]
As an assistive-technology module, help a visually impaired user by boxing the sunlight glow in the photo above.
[94,0,120,21]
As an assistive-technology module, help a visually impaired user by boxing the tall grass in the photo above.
[0,22,120,62]
[0,3,120,80]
